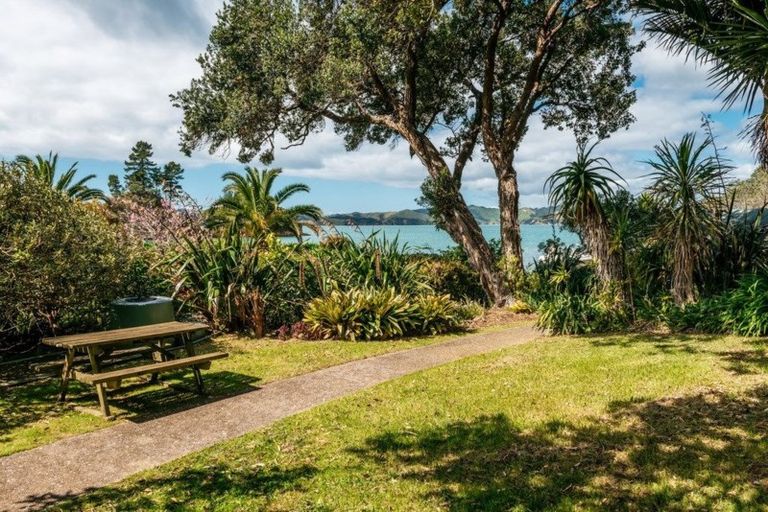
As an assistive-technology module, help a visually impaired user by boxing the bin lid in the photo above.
[111,296,173,307]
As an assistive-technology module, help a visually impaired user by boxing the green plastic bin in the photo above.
[110,296,174,329]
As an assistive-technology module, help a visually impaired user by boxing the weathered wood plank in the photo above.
[41,322,209,349]
[74,352,228,385]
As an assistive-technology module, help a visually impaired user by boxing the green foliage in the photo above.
[0,166,130,349]
[417,171,460,230]
[671,274,768,336]
[14,152,104,201]
[208,167,322,241]
[170,229,291,336]
[172,0,638,303]
[121,248,171,300]
[412,293,465,336]
[545,142,626,288]
[418,253,487,304]
[536,288,630,335]
[526,236,593,305]
[637,0,768,163]
[122,140,161,201]
[304,287,463,341]
[646,132,729,305]
[156,161,185,200]
[310,233,428,296]
[527,236,629,334]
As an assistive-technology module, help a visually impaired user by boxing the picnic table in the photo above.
[43,321,228,418]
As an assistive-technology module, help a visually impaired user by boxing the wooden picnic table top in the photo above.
[42,321,209,349]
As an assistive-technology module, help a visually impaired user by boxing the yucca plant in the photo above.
[545,142,626,289]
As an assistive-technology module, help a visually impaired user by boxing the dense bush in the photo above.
[170,229,293,336]
[525,236,630,334]
[536,289,630,335]
[304,287,464,341]
[0,167,134,352]
[670,274,768,336]
[309,233,428,295]
[418,247,487,304]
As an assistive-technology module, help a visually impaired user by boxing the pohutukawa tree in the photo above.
[453,0,639,272]
[173,0,638,304]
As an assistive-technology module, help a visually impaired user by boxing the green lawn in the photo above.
[56,332,768,511]
[1,327,510,458]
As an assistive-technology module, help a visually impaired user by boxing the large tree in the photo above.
[109,140,162,201]
[173,0,637,303]
[458,0,639,266]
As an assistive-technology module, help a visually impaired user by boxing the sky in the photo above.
[0,0,760,214]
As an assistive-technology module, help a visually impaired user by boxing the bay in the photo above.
[298,224,579,265]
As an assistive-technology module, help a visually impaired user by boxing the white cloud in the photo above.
[0,2,759,208]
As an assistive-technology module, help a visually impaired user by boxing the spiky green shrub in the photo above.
[723,274,768,336]
[413,294,465,335]
[310,233,429,295]
[672,274,768,336]
[536,289,630,335]
[170,229,291,336]
[304,287,416,341]
[304,287,466,341]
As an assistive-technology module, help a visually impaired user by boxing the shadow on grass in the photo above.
[32,464,318,511]
[586,332,724,355]
[0,370,262,442]
[351,385,768,511]
[715,339,768,375]
[92,370,263,423]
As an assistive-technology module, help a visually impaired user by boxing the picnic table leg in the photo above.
[87,346,112,419]
[182,332,205,395]
[58,349,74,402]
[149,339,165,384]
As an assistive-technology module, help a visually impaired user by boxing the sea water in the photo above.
[299,224,579,265]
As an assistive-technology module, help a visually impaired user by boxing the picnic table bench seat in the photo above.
[74,351,228,386]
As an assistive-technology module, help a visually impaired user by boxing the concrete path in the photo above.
[0,326,537,511]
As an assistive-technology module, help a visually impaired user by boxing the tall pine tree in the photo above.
[107,174,123,197]
[123,140,160,201]
[155,161,184,200]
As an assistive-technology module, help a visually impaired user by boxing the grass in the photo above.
[0,326,520,458]
[54,332,768,511]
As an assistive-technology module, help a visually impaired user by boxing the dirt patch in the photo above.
[469,307,537,329]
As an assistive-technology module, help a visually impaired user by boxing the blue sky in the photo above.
[0,0,760,214]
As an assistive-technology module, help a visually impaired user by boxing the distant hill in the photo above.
[732,168,768,210]
[325,205,553,226]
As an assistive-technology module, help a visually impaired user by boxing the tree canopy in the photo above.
[173,0,638,303]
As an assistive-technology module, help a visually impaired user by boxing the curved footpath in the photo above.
[0,325,538,512]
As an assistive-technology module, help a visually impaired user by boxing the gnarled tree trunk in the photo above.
[497,167,523,268]
[405,130,509,305]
